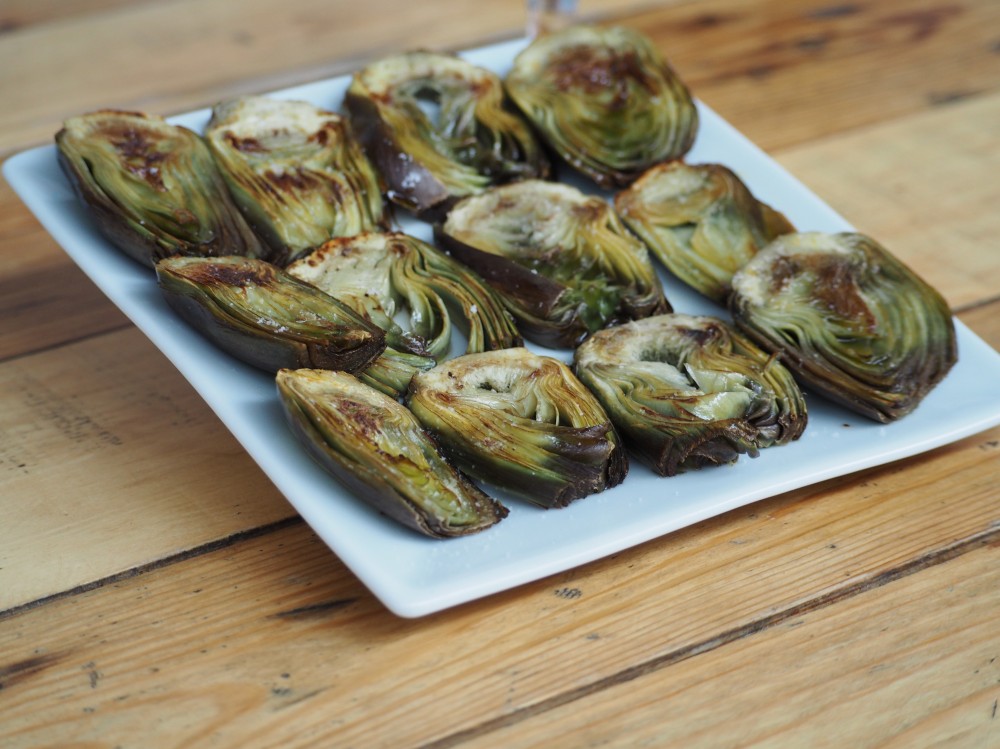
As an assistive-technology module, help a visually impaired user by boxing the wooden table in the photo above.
[2,0,999,745]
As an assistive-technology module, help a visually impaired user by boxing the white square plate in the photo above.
[7,38,1000,617]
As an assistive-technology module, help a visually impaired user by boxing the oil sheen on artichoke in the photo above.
[56,110,268,268]
[438,180,668,348]
[506,25,698,188]
[730,232,958,422]
[575,314,807,476]
[156,255,386,374]
[278,368,507,538]
[407,348,628,508]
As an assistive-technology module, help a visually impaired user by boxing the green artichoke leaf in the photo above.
[344,51,550,219]
[204,96,387,266]
[615,162,795,303]
[407,348,627,508]
[505,25,698,189]
[357,348,437,399]
[575,314,807,476]
[438,180,668,348]
[287,231,522,361]
[55,109,267,268]
[277,369,506,538]
[156,255,386,373]
[729,232,958,422]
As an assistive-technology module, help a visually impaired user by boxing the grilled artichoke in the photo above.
[729,232,958,422]
[156,255,385,373]
[277,369,506,537]
[204,96,386,266]
[615,162,794,303]
[344,50,549,219]
[288,232,521,359]
[407,348,627,508]
[287,231,521,396]
[575,314,807,476]
[56,110,268,268]
[438,180,668,348]
[505,25,698,188]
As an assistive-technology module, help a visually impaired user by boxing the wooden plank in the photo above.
[0,0,670,35]
[466,543,1000,748]
[0,204,129,362]
[0,0,145,32]
[775,92,1000,310]
[1,403,997,745]
[0,0,658,154]
[0,327,294,612]
[639,0,1000,152]
[2,0,999,155]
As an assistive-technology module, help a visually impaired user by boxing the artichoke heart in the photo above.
[156,255,386,373]
[616,162,795,303]
[407,348,628,508]
[575,314,807,476]
[205,96,387,266]
[505,25,698,188]
[344,50,550,219]
[438,180,669,348]
[287,231,521,396]
[277,369,506,538]
[729,232,958,422]
[56,110,267,268]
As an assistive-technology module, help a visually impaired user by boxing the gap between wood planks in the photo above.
[418,524,1000,749]
[0,516,300,622]
[1,471,997,621]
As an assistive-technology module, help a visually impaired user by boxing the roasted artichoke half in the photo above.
[277,369,507,538]
[505,25,698,188]
[729,232,958,422]
[575,314,807,476]
[56,110,267,268]
[287,231,521,396]
[438,180,669,348]
[204,96,386,266]
[156,255,386,373]
[344,50,549,219]
[615,162,795,303]
[407,348,628,508]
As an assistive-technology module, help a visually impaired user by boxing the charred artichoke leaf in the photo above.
[287,231,521,360]
[156,255,386,373]
[439,180,668,348]
[575,314,807,476]
[729,232,958,422]
[344,51,550,219]
[55,110,267,268]
[616,162,795,303]
[407,348,627,508]
[205,96,386,266]
[277,369,506,537]
[505,25,698,189]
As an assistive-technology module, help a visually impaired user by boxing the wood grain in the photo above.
[3,2,1000,746]
[1,0,998,627]
[0,0,661,155]
[1,410,997,746]
[472,543,1000,748]
[777,91,1000,310]
[634,0,1000,151]
[3,0,997,155]
[0,328,293,611]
